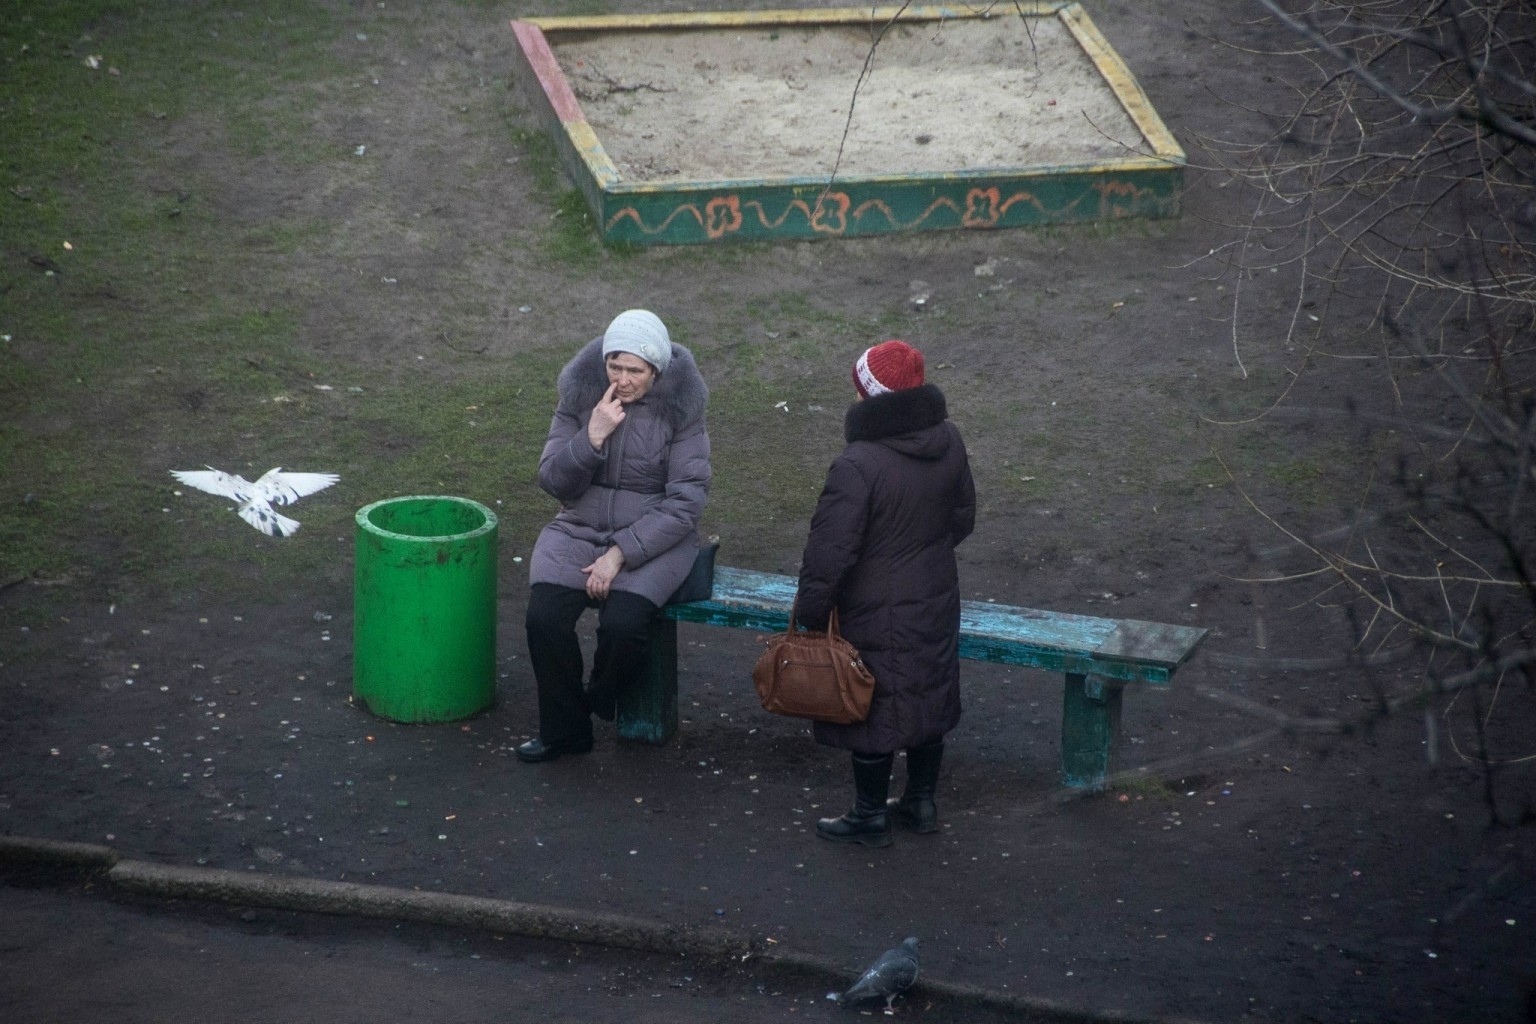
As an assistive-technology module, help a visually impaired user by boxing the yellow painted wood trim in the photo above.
[523,4,1068,33]
[564,122,618,188]
[598,155,1182,195]
[1058,3,1186,164]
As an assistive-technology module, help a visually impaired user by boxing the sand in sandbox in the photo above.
[551,15,1151,183]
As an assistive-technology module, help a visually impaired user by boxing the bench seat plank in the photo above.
[637,564,1208,789]
[1097,619,1208,672]
[664,566,1206,685]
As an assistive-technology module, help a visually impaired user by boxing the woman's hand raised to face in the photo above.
[587,382,626,450]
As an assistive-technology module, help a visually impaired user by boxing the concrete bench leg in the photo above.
[617,614,679,744]
[1061,672,1122,790]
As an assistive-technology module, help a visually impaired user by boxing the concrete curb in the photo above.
[108,858,755,964]
[2,834,1195,1024]
[0,835,119,868]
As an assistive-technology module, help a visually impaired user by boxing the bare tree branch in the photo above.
[1256,0,1536,147]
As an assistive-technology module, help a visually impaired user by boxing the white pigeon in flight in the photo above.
[170,466,339,538]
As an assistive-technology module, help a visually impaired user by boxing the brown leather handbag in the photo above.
[752,606,875,724]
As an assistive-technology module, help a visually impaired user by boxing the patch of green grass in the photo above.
[1031,213,1173,246]
[1186,454,1233,491]
[476,0,614,14]
[501,99,648,266]
[251,217,335,257]
[0,2,353,349]
[727,291,905,366]
[1107,774,1184,801]
[1266,456,1326,488]
[0,0,566,599]
[985,464,1055,503]
[504,122,567,196]
[547,188,608,264]
[676,323,871,560]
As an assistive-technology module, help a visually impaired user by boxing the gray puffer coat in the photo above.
[795,384,976,754]
[528,336,711,606]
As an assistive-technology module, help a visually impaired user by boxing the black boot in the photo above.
[816,753,894,848]
[889,742,943,834]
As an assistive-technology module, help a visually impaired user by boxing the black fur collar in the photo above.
[556,335,709,430]
[844,384,948,442]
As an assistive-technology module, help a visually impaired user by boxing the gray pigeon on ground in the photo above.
[838,936,920,1011]
[170,466,339,538]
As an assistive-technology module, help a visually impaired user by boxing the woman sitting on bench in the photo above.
[519,309,712,763]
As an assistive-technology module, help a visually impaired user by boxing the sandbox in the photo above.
[510,4,1184,245]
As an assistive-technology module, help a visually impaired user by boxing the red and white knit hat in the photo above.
[852,340,925,398]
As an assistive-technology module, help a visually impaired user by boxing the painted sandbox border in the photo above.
[509,4,1186,245]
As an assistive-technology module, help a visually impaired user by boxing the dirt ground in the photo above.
[2,2,1534,1022]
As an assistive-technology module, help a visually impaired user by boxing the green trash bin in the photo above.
[353,495,499,723]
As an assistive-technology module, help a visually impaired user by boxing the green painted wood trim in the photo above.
[619,616,680,744]
[596,166,1183,246]
[1061,672,1122,790]
[664,567,1206,683]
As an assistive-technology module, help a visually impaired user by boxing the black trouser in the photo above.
[524,583,658,745]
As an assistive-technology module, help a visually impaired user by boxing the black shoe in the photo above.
[515,735,594,763]
[888,742,943,834]
[816,809,893,847]
[889,796,938,834]
[816,752,894,848]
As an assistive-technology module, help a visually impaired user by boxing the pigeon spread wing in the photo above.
[840,937,920,1010]
[172,465,337,537]
[170,468,254,502]
[252,468,340,506]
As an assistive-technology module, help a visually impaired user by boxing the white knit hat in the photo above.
[602,309,672,373]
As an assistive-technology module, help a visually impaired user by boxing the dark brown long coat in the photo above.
[795,384,976,754]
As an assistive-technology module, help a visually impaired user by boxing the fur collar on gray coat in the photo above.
[557,336,709,431]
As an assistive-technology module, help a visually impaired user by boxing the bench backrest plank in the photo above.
[665,566,1206,686]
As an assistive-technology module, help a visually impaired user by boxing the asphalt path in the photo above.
[0,862,1048,1024]
[1,872,833,1024]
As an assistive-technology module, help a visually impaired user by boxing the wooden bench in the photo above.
[617,566,1207,790]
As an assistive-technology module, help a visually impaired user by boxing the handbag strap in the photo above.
[786,599,843,639]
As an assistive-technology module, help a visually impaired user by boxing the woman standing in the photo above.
[518,309,711,763]
[795,340,975,846]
